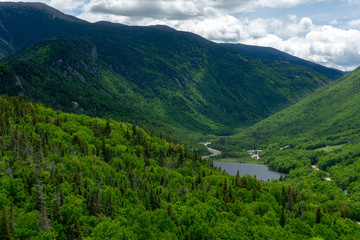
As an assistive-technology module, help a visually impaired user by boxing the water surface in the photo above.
[213,161,284,181]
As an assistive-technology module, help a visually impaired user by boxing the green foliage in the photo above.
[0,95,359,239]
[215,67,360,152]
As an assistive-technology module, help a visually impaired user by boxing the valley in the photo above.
[0,2,360,239]
[0,2,336,149]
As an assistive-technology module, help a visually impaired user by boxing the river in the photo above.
[200,142,221,158]
[212,161,285,181]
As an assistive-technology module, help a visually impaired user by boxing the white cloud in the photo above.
[77,0,327,20]
[49,0,84,11]
[348,19,360,29]
[245,24,360,70]
[245,0,326,10]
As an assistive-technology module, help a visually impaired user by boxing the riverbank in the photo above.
[200,142,264,164]
[213,157,264,164]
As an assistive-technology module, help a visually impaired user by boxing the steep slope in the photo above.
[221,43,345,80]
[0,38,332,143]
[1,95,360,239]
[210,67,360,210]
[225,67,360,149]
[0,2,334,145]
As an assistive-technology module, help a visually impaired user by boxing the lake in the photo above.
[213,161,285,181]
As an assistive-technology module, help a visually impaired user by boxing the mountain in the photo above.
[209,65,360,217]
[223,66,360,149]
[212,65,360,174]
[221,43,345,80]
[1,95,360,239]
[0,2,84,57]
[0,2,334,146]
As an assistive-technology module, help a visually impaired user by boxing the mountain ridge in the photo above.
[213,65,360,159]
[0,2,336,147]
[221,43,345,80]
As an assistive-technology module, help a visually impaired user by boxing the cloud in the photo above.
[245,24,360,71]
[348,19,360,29]
[164,14,360,71]
[82,0,325,20]
[86,0,223,20]
[87,0,213,20]
[49,0,84,11]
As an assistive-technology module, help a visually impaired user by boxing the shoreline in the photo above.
[212,157,265,165]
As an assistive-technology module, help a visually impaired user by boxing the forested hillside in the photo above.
[209,66,360,221]
[217,66,360,152]
[1,95,359,239]
[0,2,335,146]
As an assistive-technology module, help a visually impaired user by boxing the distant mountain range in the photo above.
[220,43,345,80]
[0,2,339,145]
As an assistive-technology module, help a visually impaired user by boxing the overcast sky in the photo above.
[4,0,360,71]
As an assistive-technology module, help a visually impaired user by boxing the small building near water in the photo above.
[248,150,262,159]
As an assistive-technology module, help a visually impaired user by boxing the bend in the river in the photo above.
[200,142,221,158]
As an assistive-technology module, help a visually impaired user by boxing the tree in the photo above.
[235,170,240,186]
[280,207,286,227]
[252,188,257,202]
[91,120,101,138]
[149,188,160,210]
[183,231,191,240]
[316,207,322,224]
[53,187,61,222]
[39,196,51,232]
[178,150,184,167]
[64,214,81,239]
[105,120,111,138]
[0,207,14,240]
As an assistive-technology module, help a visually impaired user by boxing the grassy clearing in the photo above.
[315,144,345,152]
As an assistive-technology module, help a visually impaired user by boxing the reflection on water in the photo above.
[213,161,285,181]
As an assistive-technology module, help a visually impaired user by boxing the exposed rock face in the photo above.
[14,75,25,96]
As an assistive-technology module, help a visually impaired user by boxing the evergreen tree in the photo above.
[64,214,81,240]
[252,188,257,202]
[183,231,191,240]
[316,207,322,224]
[279,207,286,227]
[0,207,14,240]
[105,120,111,138]
[178,150,184,167]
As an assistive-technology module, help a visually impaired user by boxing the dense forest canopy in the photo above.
[0,95,360,239]
[0,3,360,240]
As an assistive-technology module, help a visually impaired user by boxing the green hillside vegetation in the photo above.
[209,67,360,222]
[0,2,335,147]
[0,36,332,147]
[215,66,360,153]
[1,95,360,239]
